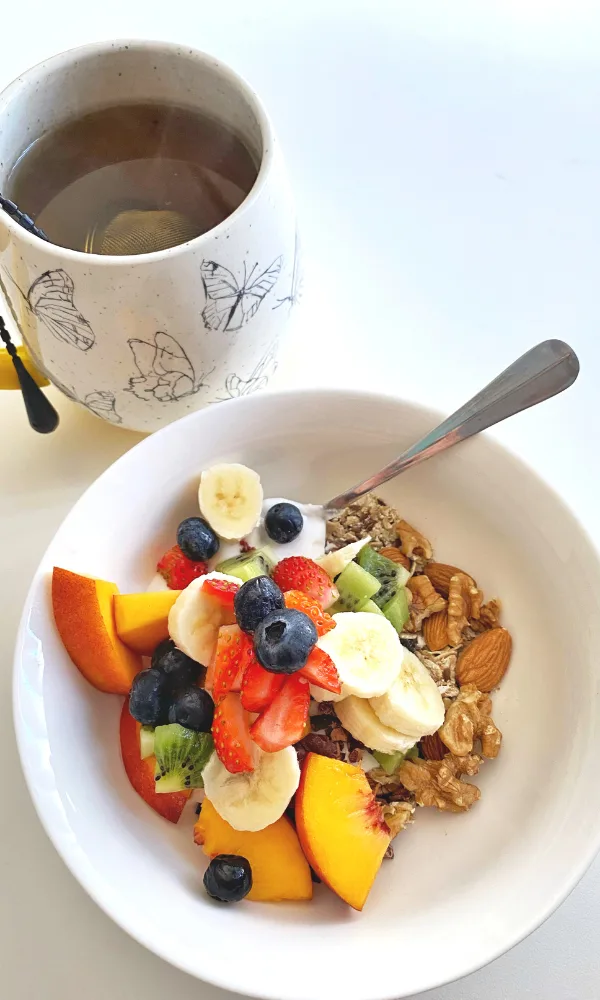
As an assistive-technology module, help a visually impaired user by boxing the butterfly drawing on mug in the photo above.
[52,377,122,424]
[201,256,282,332]
[274,231,302,311]
[126,331,214,403]
[3,267,95,351]
[219,342,278,400]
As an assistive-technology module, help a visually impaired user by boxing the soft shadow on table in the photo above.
[1,389,144,502]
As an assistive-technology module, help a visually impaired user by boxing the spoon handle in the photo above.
[325,339,579,511]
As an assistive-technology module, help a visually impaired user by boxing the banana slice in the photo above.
[314,612,403,699]
[199,463,263,539]
[168,571,240,665]
[202,743,300,832]
[317,537,371,580]
[369,648,445,738]
[336,697,417,755]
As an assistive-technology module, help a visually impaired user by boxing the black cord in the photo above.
[0,315,59,432]
[0,195,49,241]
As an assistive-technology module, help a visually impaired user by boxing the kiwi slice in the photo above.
[215,547,274,582]
[357,546,410,608]
[359,598,385,616]
[139,726,155,760]
[373,745,419,774]
[330,561,381,612]
[153,724,214,793]
[382,589,410,633]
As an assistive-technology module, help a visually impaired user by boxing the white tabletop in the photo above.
[2,2,600,997]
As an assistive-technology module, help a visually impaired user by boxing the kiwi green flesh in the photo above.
[359,598,385,616]
[153,724,214,793]
[330,561,381,613]
[139,726,155,760]
[357,545,410,608]
[382,589,410,632]
[215,547,274,582]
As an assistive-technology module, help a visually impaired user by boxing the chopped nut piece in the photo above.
[420,731,447,760]
[396,519,433,561]
[447,572,483,646]
[382,800,415,836]
[470,598,502,633]
[440,684,502,758]
[330,727,349,743]
[398,754,482,813]
[348,748,363,765]
[416,646,459,699]
[379,546,411,571]
[406,575,447,631]
[326,494,401,549]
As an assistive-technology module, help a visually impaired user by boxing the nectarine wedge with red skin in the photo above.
[119,700,190,823]
[295,753,391,910]
[195,798,312,901]
[52,567,142,693]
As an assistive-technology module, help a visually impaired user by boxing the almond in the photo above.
[424,562,469,598]
[379,546,411,571]
[423,611,449,651]
[420,731,447,760]
[456,628,512,691]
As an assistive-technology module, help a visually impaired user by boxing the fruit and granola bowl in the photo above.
[14,390,600,999]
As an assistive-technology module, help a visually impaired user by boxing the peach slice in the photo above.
[114,590,181,655]
[295,753,391,910]
[195,798,312,902]
[52,567,143,694]
[120,700,190,823]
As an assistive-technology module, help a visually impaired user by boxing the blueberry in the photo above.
[129,668,170,726]
[168,686,214,731]
[254,608,317,674]
[152,638,203,689]
[234,575,285,634]
[204,854,252,903]
[265,502,304,544]
[177,517,219,562]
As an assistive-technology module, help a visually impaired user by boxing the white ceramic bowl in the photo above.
[13,389,600,999]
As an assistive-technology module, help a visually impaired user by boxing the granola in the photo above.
[326,494,401,550]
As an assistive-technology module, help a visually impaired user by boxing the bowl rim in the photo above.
[12,385,600,998]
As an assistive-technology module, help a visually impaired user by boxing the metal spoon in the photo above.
[324,339,579,512]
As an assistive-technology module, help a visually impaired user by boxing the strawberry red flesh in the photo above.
[212,692,255,773]
[299,646,341,694]
[250,674,311,753]
[241,659,285,712]
[157,545,207,590]
[202,578,239,608]
[284,590,336,636]
[210,625,252,702]
[273,557,337,610]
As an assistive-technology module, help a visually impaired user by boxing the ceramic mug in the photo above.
[0,41,299,431]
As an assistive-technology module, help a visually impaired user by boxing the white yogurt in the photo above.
[245,498,326,562]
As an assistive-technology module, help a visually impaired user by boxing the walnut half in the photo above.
[440,684,502,759]
[398,754,482,813]
[406,575,447,631]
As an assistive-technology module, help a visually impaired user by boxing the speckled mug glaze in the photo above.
[0,41,297,431]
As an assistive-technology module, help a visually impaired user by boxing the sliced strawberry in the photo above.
[210,625,252,702]
[284,590,336,637]
[273,557,338,609]
[202,578,239,608]
[157,545,207,590]
[212,692,255,773]
[241,659,285,712]
[299,646,341,694]
[250,674,311,753]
